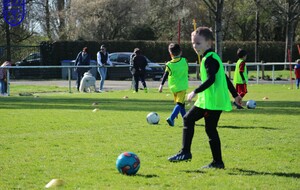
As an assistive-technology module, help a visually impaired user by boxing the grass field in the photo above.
[0,84,300,189]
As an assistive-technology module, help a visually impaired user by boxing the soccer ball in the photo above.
[146,112,160,124]
[116,152,140,175]
[246,100,256,109]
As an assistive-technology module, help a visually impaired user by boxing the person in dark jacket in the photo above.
[0,61,12,95]
[131,48,148,93]
[74,47,91,91]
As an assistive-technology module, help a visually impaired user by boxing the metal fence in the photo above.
[2,62,296,96]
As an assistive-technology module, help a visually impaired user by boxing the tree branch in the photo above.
[203,0,216,15]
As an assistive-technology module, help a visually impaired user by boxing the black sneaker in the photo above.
[166,118,174,127]
[168,151,192,162]
[201,161,225,169]
[233,102,244,109]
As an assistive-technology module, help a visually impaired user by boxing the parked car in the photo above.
[14,52,42,79]
[15,52,41,66]
[107,52,164,80]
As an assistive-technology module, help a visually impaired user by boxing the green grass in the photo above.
[0,84,300,189]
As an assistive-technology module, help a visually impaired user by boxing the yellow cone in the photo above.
[45,179,64,188]
[93,108,99,112]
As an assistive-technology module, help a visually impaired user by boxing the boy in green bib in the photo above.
[159,43,189,126]
[168,27,242,169]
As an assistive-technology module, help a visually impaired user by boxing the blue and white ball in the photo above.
[116,152,140,175]
[246,100,256,109]
[146,112,160,124]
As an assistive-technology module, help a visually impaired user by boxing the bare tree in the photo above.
[255,0,260,63]
[202,0,224,59]
[56,0,66,39]
[146,0,189,40]
[270,0,300,62]
[45,0,52,40]
[0,0,36,60]
[66,0,136,40]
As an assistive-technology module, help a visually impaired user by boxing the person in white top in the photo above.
[97,45,113,92]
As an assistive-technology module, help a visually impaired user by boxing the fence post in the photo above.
[256,64,259,84]
[196,63,200,80]
[261,61,265,80]
[68,67,71,93]
[227,61,232,79]
[272,64,275,84]
[6,69,10,96]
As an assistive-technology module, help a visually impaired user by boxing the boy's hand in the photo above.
[187,91,196,101]
[234,95,243,106]
[158,85,163,93]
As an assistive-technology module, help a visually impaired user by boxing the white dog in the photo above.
[79,71,96,92]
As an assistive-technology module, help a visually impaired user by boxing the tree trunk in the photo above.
[215,0,224,59]
[284,19,295,71]
[255,0,260,63]
[57,0,66,40]
[45,0,52,41]
[5,23,11,61]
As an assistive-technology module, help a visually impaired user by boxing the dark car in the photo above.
[14,52,42,79]
[15,52,41,66]
[107,52,164,80]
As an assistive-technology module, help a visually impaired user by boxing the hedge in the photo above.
[40,40,300,70]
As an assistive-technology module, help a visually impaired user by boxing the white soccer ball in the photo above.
[246,100,256,109]
[146,112,160,124]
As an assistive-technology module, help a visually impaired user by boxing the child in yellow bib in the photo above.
[159,43,189,127]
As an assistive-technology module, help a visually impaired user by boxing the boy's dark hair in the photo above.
[168,43,181,56]
[237,48,247,58]
[194,27,214,41]
[133,48,141,55]
[83,47,88,52]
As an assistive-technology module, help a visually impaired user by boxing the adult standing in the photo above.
[131,48,148,93]
[0,61,12,96]
[97,45,112,92]
[74,47,91,91]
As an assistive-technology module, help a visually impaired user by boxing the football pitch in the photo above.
[0,84,299,189]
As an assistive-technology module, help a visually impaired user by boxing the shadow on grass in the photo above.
[254,101,300,108]
[220,125,278,130]
[229,168,300,178]
[135,174,159,178]
[1,97,299,116]
[181,169,206,174]
[231,101,300,116]
[0,97,172,112]
[195,124,278,130]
